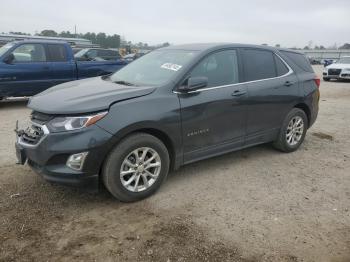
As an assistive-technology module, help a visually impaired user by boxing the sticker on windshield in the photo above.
[161,63,182,71]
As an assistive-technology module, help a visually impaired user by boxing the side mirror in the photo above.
[178,76,208,93]
[3,53,15,64]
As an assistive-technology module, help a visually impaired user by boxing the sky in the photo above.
[0,0,349,48]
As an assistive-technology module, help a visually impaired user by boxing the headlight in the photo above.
[47,111,108,132]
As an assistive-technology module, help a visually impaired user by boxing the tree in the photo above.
[275,44,281,48]
[303,46,310,50]
[339,43,350,49]
[59,31,75,38]
[39,30,58,37]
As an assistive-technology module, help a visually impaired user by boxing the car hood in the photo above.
[28,77,156,114]
[326,63,350,70]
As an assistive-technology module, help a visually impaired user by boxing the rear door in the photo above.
[0,43,51,96]
[241,48,299,145]
[178,49,247,163]
[47,44,76,86]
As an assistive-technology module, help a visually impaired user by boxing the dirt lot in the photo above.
[0,66,349,262]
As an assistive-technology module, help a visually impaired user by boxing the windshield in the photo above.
[0,43,15,57]
[109,49,198,86]
[337,57,350,64]
[74,48,88,58]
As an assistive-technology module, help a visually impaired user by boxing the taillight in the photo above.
[314,77,320,88]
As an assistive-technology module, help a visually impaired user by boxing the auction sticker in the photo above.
[161,63,182,71]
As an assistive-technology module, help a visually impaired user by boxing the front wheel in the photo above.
[273,108,308,152]
[323,77,330,81]
[102,133,170,202]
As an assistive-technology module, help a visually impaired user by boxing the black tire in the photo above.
[323,77,330,81]
[273,108,308,153]
[102,133,170,202]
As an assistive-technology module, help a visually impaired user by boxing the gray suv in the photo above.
[15,43,320,202]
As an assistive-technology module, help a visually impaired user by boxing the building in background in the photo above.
[300,49,350,61]
[0,34,95,48]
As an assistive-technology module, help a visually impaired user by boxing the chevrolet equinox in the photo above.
[15,43,320,202]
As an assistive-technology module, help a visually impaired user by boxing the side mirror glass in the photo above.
[178,76,208,93]
[4,53,15,64]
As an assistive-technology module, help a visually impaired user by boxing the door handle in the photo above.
[232,90,247,97]
[284,81,295,87]
[42,66,50,70]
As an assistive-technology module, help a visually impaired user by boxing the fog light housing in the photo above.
[66,152,88,171]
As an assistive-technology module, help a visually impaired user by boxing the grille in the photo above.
[20,111,52,145]
[21,124,45,145]
[328,69,341,76]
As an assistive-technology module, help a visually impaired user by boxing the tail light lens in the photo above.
[314,77,320,88]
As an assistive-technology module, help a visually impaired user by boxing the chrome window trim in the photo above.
[174,52,294,94]
[17,121,50,148]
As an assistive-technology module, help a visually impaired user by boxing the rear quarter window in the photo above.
[274,54,289,76]
[280,51,313,73]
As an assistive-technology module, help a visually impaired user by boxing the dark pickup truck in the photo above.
[0,40,127,99]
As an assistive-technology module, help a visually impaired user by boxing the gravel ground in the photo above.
[0,66,349,262]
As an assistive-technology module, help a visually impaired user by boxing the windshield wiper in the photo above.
[114,80,137,86]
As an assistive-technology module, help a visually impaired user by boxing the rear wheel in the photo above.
[102,133,170,202]
[273,108,308,152]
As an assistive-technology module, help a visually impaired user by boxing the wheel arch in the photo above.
[101,124,179,175]
[294,103,311,127]
[133,128,177,170]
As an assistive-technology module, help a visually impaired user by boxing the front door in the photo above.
[0,43,52,96]
[177,49,247,163]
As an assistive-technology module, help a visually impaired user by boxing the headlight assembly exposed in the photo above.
[47,111,108,132]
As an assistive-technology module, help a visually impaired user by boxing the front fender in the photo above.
[96,91,183,167]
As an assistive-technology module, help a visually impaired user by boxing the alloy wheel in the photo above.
[286,116,304,146]
[120,147,161,192]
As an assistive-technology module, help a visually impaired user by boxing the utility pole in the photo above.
[74,25,77,38]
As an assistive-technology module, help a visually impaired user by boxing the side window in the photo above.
[47,44,67,62]
[280,51,313,73]
[86,49,98,58]
[274,55,289,76]
[11,44,46,62]
[97,49,107,57]
[111,50,121,59]
[190,50,239,88]
[242,49,276,81]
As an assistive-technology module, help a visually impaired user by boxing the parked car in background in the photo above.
[0,41,127,99]
[123,52,147,62]
[75,48,122,61]
[15,43,319,202]
[323,59,335,67]
[308,57,321,65]
[323,56,350,81]
[72,47,83,54]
